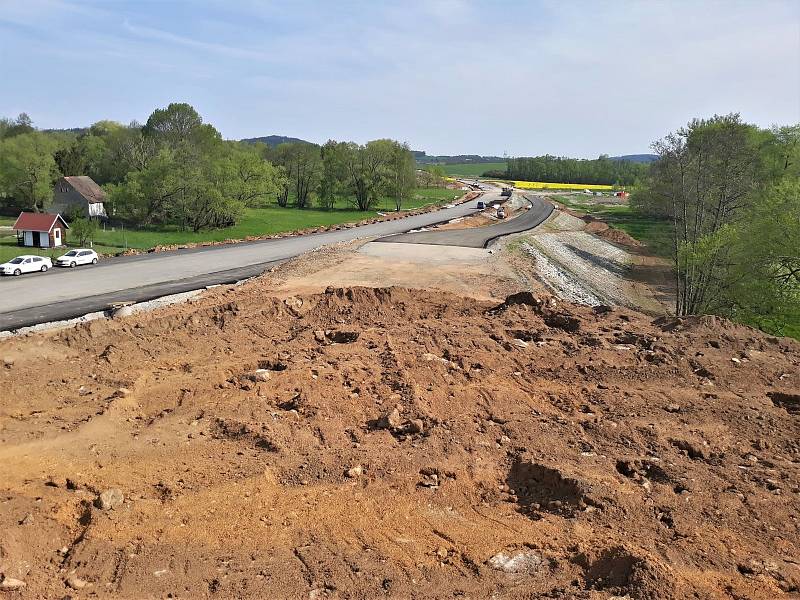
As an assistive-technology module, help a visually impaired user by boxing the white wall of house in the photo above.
[88,203,107,218]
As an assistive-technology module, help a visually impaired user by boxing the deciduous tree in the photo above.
[0,132,60,211]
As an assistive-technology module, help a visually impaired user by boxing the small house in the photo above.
[12,213,69,248]
[52,176,108,219]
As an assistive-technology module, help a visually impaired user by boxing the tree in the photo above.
[69,217,99,246]
[269,142,322,208]
[108,138,280,231]
[318,140,348,210]
[0,132,60,211]
[221,145,284,208]
[54,134,108,178]
[632,114,800,324]
[315,139,411,211]
[506,154,647,186]
[340,139,393,211]
[637,114,765,316]
[0,113,35,138]
[143,103,204,147]
[387,141,416,211]
[107,148,180,225]
[724,179,800,335]
[105,124,159,182]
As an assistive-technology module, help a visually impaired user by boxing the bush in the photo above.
[69,217,99,246]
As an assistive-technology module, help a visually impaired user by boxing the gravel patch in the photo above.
[524,231,636,307]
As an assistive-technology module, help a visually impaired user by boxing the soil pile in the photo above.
[0,284,798,598]
[584,219,643,248]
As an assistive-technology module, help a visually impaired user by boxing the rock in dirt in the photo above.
[346,465,364,478]
[97,488,124,510]
[768,391,800,414]
[489,291,543,314]
[325,330,360,344]
[2,357,14,368]
[488,550,543,574]
[66,575,89,590]
[112,305,135,319]
[664,404,681,413]
[543,312,581,333]
[313,330,326,343]
[250,369,272,382]
[0,577,26,591]
[406,419,425,434]
[377,408,402,430]
[113,387,132,398]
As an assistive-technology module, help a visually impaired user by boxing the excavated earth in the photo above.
[0,282,799,599]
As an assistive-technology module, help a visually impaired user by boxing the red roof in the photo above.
[12,212,69,233]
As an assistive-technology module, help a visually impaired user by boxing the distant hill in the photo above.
[610,154,658,163]
[240,135,312,147]
[413,151,506,165]
[414,151,658,165]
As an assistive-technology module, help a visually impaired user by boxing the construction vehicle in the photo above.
[501,187,512,197]
[496,206,507,219]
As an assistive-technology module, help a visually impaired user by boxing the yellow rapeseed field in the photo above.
[512,180,613,191]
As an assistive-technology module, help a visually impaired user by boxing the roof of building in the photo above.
[63,176,107,204]
[12,212,69,233]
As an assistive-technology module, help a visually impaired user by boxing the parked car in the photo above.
[476,200,486,209]
[56,248,99,268]
[0,255,53,276]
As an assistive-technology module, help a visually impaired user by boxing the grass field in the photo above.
[439,162,506,177]
[780,312,800,340]
[0,188,463,263]
[553,194,673,257]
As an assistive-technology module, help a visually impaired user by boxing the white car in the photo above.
[0,255,53,276]
[56,249,98,268]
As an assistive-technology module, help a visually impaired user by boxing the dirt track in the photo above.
[1,263,799,597]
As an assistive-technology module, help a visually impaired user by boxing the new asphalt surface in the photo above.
[374,194,553,248]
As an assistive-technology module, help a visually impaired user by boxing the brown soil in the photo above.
[266,240,528,302]
[1,273,799,598]
[584,220,643,248]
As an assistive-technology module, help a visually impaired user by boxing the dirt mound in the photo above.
[585,218,643,247]
[1,283,798,598]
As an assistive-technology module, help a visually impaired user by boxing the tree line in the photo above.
[633,114,799,336]
[499,155,648,186]
[0,104,418,231]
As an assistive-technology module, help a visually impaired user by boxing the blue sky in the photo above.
[1,0,798,157]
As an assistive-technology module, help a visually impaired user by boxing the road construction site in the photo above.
[1,185,798,598]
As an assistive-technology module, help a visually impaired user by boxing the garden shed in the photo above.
[12,212,69,248]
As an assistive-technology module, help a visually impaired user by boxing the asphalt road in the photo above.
[0,196,486,330]
[0,184,551,331]
[374,194,553,248]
